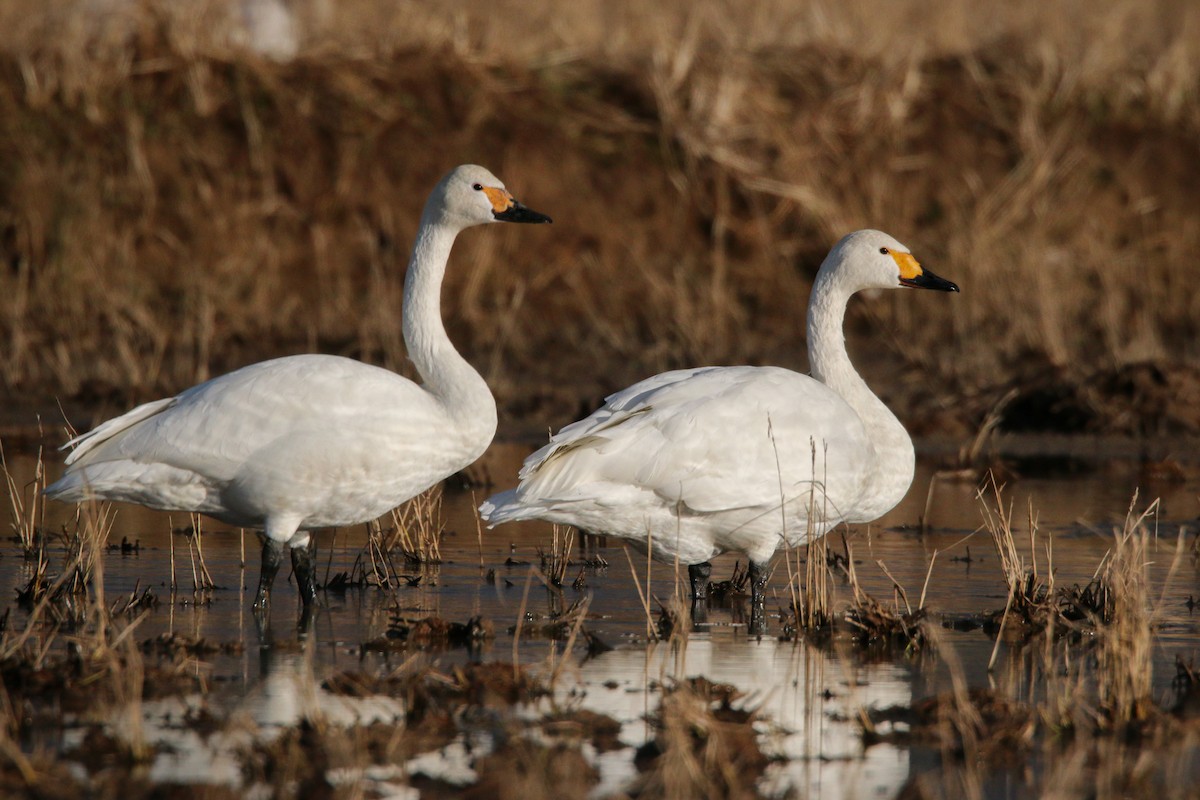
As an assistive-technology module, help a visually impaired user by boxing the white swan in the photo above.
[480,230,957,612]
[46,164,551,612]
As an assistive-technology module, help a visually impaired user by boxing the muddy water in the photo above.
[3,440,1199,797]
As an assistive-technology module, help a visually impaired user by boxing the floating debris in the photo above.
[106,536,141,555]
[362,615,495,653]
[142,632,244,658]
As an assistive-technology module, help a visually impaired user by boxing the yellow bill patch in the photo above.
[890,251,923,280]
[481,186,514,213]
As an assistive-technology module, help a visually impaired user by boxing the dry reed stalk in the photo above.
[980,473,1023,594]
[979,472,1056,626]
[186,512,215,591]
[653,589,691,649]
[387,485,444,565]
[1091,496,1161,725]
[3,539,87,659]
[785,441,837,634]
[60,498,117,648]
[1,439,46,558]
[471,489,484,571]
[837,543,931,653]
[364,519,392,587]
[331,527,386,591]
[168,516,177,595]
[537,523,574,588]
[622,544,657,642]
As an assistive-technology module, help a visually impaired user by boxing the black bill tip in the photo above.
[900,268,959,292]
[494,201,552,224]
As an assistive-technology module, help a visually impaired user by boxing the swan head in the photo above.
[431,164,552,229]
[824,230,959,293]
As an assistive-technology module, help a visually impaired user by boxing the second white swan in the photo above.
[480,229,958,613]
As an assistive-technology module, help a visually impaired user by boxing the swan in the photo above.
[46,164,551,613]
[480,230,958,616]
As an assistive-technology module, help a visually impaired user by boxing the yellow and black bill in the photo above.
[482,186,553,224]
[892,251,959,292]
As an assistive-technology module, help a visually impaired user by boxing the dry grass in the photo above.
[841,546,933,654]
[172,512,216,593]
[0,1,1196,439]
[783,529,934,654]
[386,484,444,565]
[331,486,444,590]
[1089,495,1174,727]
[977,474,1180,717]
[784,445,836,634]
[979,473,1056,651]
[0,440,46,558]
[536,523,573,588]
[1021,490,1184,731]
[879,484,1197,797]
[863,482,1197,797]
[0,495,180,787]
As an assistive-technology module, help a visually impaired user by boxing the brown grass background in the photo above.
[2,0,1199,440]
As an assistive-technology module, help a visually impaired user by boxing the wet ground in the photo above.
[1,439,1199,798]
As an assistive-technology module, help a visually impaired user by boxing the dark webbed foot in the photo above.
[254,537,285,611]
[748,559,770,635]
[291,540,319,608]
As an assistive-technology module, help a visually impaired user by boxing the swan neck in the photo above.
[807,271,914,507]
[402,211,496,434]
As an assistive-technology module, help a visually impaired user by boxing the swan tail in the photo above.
[45,460,213,511]
[61,397,178,466]
[478,489,540,527]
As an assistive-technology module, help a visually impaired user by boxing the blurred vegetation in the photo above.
[1,0,1199,439]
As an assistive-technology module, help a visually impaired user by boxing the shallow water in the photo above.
[2,440,1199,797]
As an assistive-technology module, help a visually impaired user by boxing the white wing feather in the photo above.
[499,366,871,521]
[47,354,463,526]
[63,355,444,476]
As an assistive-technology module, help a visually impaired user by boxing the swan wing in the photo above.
[513,366,871,516]
[60,354,439,482]
[62,396,179,465]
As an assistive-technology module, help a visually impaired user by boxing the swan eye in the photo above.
[879,247,890,255]
[472,183,483,191]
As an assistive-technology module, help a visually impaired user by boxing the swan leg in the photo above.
[688,561,712,599]
[291,539,319,608]
[748,559,770,634]
[254,537,285,611]
[688,562,712,627]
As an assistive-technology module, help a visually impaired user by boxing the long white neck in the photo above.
[806,271,914,519]
[402,209,497,447]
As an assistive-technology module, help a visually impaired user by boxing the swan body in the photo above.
[50,355,486,529]
[481,230,958,605]
[47,164,551,611]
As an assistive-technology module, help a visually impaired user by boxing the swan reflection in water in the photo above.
[85,628,910,798]
[572,632,913,799]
